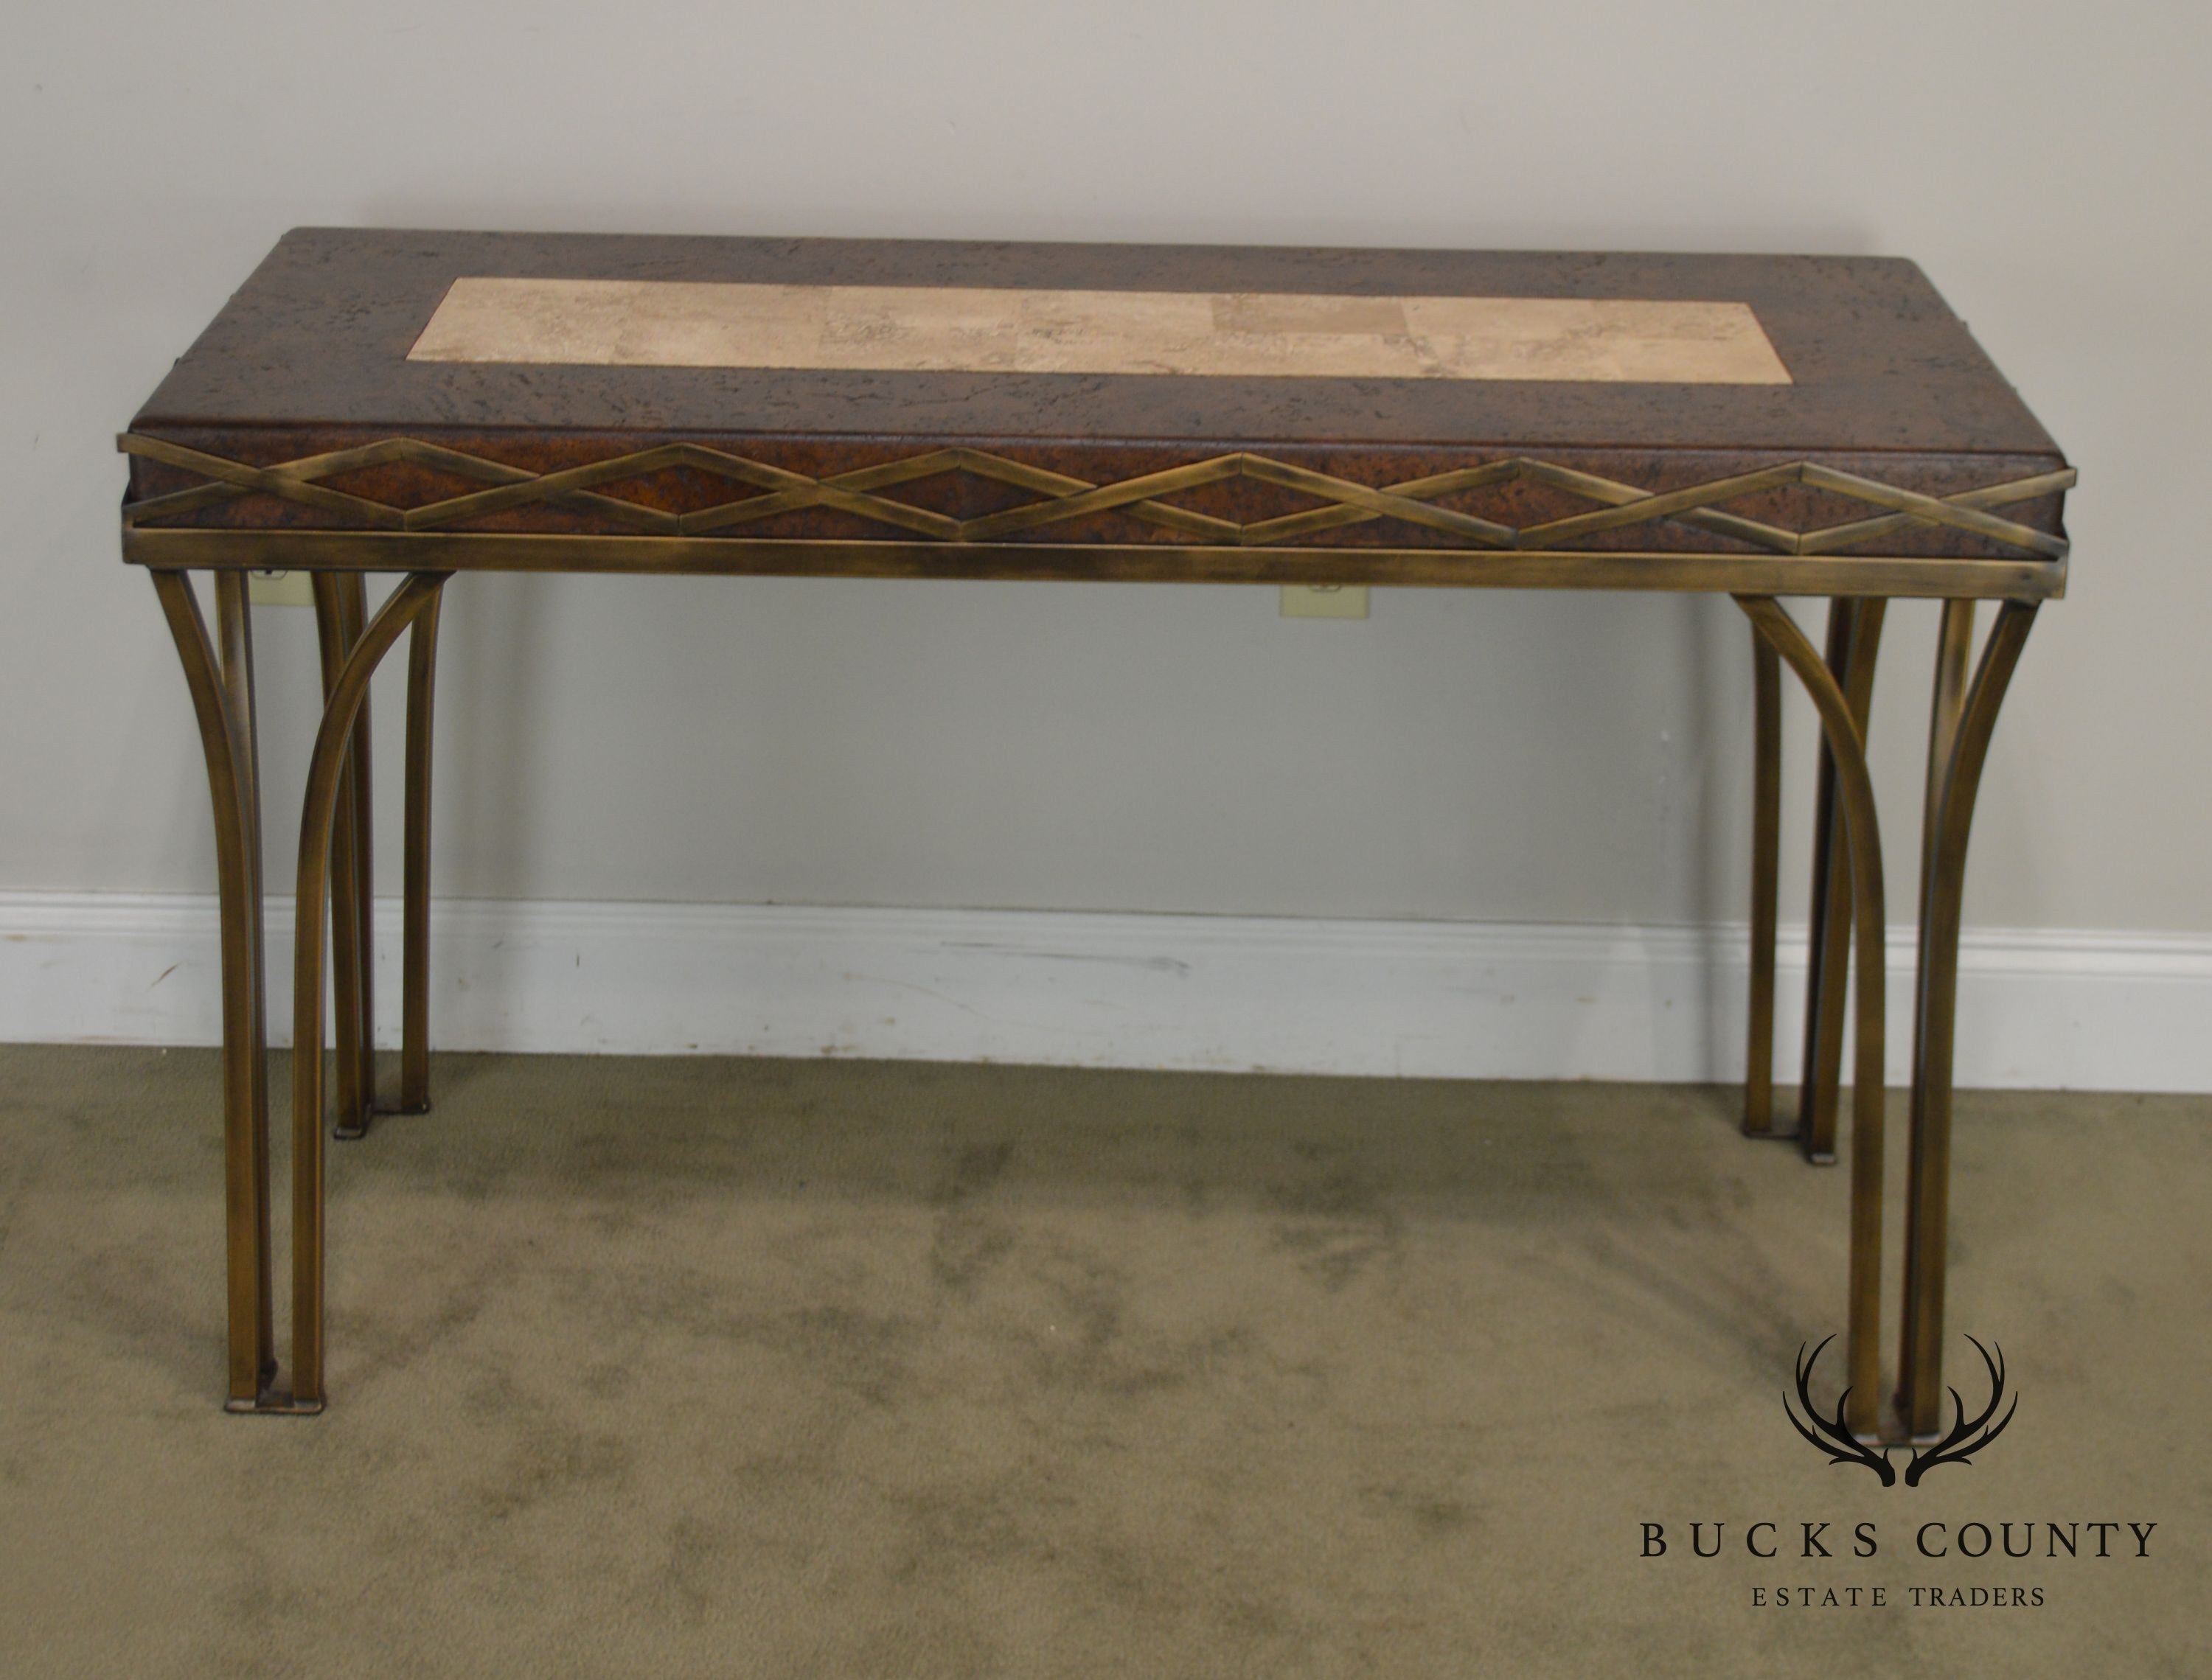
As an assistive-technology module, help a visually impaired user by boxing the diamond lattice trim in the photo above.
[118,436,2073,560]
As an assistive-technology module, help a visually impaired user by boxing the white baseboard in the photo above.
[1,890,2207,1091]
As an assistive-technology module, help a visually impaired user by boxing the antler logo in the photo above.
[1784,1335,2017,1487]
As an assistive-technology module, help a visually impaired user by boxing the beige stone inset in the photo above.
[408,277,1792,384]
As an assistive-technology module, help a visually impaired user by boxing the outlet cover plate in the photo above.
[1280,585,1368,619]
[246,570,316,607]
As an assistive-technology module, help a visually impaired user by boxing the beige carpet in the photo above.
[0,1045,2204,1677]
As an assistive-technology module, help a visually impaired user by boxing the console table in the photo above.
[119,229,2073,1437]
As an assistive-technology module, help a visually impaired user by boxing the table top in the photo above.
[120,229,2073,584]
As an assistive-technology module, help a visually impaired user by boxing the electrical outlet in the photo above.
[246,570,316,607]
[1280,584,1368,619]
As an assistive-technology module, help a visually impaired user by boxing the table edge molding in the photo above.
[116,434,2073,568]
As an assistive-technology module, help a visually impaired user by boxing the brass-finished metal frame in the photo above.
[126,529,2064,601]
[1798,602,1888,1165]
[306,577,445,1132]
[1899,601,2037,1439]
[157,564,450,1414]
[1737,596,1891,1440]
[1795,606,1851,1161]
[1742,629,1783,1139]
[312,576,378,1139]
[398,591,443,1115]
[288,573,451,1410]
[145,526,2043,1436]
[152,571,276,1407]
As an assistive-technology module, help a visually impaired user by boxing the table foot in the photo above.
[223,1390,326,1418]
[1740,1129,1837,1164]
[339,1097,432,1139]
[1863,1418,1947,1450]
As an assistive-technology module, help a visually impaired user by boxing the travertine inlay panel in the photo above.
[409,278,1792,384]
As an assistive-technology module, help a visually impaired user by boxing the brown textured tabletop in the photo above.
[119,228,2072,584]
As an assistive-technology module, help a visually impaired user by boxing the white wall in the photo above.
[4,4,2208,1048]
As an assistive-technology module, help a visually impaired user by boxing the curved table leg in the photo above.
[313,576,378,1139]
[396,587,443,1115]
[152,570,276,1407]
[290,573,451,1411]
[1798,600,1885,1165]
[1920,604,1979,916]
[1743,630,1783,1137]
[1738,596,1890,1439]
[342,577,378,1125]
[1899,600,2037,1438]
